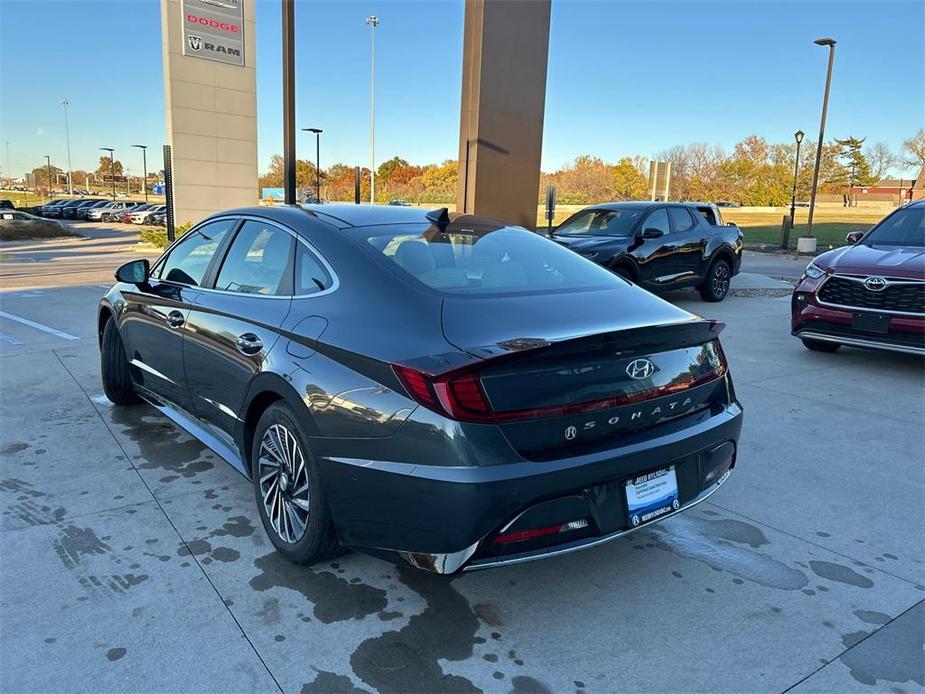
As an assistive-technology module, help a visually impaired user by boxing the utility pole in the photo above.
[806,38,837,242]
[132,145,148,202]
[61,99,73,196]
[366,16,379,204]
[44,155,52,201]
[282,0,296,205]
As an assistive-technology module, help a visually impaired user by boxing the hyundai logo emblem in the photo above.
[864,276,887,292]
[626,358,655,380]
[564,425,577,441]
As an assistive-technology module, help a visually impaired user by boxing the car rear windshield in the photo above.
[353,222,622,295]
[865,207,924,247]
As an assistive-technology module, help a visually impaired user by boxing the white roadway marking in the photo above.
[0,310,80,340]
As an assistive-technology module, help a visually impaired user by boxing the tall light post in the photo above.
[301,128,322,202]
[805,37,836,243]
[60,99,73,196]
[788,130,805,238]
[132,144,148,202]
[99,147,116,200]
[44,155,52,200]
[366,15,379,204]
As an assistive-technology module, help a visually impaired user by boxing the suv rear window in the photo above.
[354,222,621,295]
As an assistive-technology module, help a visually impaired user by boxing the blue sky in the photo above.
[1,0,922,179]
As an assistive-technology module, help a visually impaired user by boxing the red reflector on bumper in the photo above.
[492,519,589,545]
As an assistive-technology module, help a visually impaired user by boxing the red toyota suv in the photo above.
[792,200,924,356]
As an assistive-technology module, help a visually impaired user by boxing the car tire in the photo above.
[699,258,732,302]
[801,338,841,353]
[251,402,340,565]
[100,318,140,405]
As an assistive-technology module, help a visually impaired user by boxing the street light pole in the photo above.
[806,37,836,241]
[789,130,805,231]
[282,0,296,205]
[100,147,116,200]
[301,128,323,202]
[132,145,148,202]
[366,15,379,205]
[60,99,73,196]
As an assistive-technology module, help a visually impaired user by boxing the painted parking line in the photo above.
[0,309,80,340]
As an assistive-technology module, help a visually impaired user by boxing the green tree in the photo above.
[835,136,876,191]
[612,157,648,200]
[96,156,124,178]
[377,156,410,181]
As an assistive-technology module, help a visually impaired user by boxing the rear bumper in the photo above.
[317,402,742,573]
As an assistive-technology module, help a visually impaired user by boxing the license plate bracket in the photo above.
[625,465,680,528]
[852,312,890,334]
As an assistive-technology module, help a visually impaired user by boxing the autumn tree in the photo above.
[96,156,124,178]
[864,142,898,180]
[612,157,647,200]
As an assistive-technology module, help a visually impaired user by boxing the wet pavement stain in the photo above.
[648,516,809,590]
[301,670,369,694]
[249,552,387,623]
[350,566,480,693]
[510,675,552,693]
[474,603,504,626]
[809,560,874,588]
[256,598,281,625]
[0,478,46,497]
[209,515,256,539]
[854,609,891,625]
[53,525,111,569]
[106,647,127,662]
[839,602,924,687]
[110,408,214,479]
[209,547,240,563]
[0,442,30,455]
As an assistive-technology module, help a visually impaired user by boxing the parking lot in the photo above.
[0,250,922,693]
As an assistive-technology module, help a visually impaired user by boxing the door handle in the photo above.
[166,310,185,328]
[235,333,263,355]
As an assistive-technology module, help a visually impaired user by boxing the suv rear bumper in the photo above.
[317,402,742,573]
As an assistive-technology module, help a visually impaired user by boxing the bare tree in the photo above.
[903,129,925,169]
[865,142,898,180]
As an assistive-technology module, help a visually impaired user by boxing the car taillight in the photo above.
[393,365,493,423]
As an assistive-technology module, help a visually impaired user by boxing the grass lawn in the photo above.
[722,208,886,251]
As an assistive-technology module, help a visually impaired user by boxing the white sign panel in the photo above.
[182,0,245,67]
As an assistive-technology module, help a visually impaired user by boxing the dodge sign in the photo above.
[182,0,245,67]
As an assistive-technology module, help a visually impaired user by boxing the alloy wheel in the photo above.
[713,263,730,296]
[258,424,310,544]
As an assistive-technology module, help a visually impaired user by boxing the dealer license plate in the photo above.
[625,465,680,528]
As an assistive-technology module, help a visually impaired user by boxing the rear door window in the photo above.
[214,221,295,295]
[642,208,671,236]
[668,207,696,232]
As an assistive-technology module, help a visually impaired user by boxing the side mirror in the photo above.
[115,259,150,285]
[845,231,864,245]
[642,227,664,239]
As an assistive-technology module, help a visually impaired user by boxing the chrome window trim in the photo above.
[815,274,925,317]
[153,214,340,300]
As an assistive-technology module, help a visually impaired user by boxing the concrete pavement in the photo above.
[0,282,922,693]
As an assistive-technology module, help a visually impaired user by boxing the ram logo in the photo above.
[188,34,203,51]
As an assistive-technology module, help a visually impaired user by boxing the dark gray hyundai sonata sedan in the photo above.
[98,204,742,573]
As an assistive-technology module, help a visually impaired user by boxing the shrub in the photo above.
[139,221,194,249]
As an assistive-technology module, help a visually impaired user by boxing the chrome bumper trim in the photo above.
[796,330,925,356]
[462,467,734,572]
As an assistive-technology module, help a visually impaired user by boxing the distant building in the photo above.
[851,168,923,202]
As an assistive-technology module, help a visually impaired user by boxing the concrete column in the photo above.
[160,0,258,225]
[457,0,551,229]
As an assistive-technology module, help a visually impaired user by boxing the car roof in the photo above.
[207,203,444,230]
[905,199,925,208]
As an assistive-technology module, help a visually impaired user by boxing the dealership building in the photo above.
[161,0,552,228]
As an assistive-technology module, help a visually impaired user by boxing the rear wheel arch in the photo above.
[706,246,736,274]
[238,373,319,479]
[98,305,115,347]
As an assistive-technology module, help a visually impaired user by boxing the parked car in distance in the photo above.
[792,200,924,355]
[388,199,412,206]
[0,210,68,239]
[76,200,111,220]
[714,201,741,208]
[35,199,68,216]
[551,201,743,302]
[149,212,167,227]
[0,199,14,210]
[65,199,107,219]
[130,204,166,224]
[91,201,138,222]
[98,204,742,573]
[119,204,149,223]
